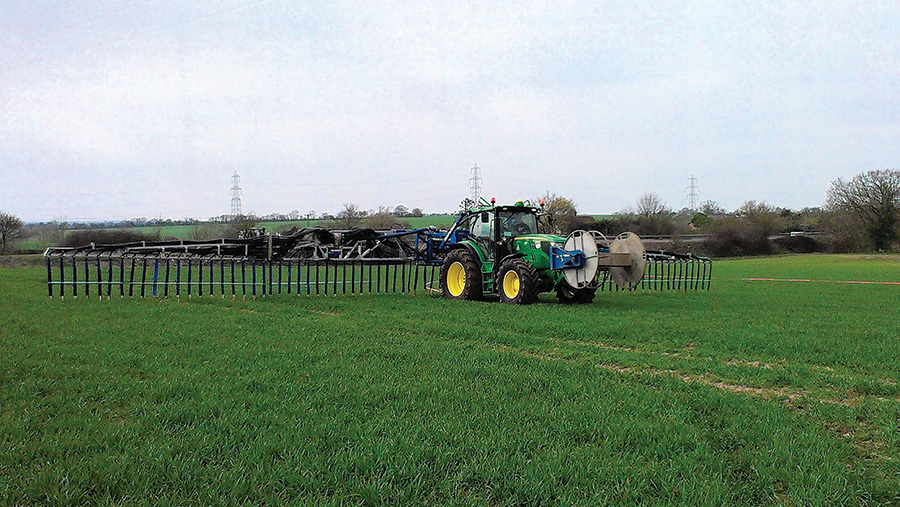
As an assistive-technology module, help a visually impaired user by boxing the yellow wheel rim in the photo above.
[447,261,466,297]
[502,270,520,299]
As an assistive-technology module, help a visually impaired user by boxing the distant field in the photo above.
[1,255,899,505]
[11,237,50,252]
[15,213,615,252]
[260,215,458,233]
[12,215,460,251]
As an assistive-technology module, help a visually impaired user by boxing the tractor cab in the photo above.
[498,209,538,237]
[489,205,553,268]
[440,201,549,261]
[450,203,540,236]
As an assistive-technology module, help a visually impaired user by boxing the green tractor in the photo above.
[437,200,647,304]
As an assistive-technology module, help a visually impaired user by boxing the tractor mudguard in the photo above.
[447,242,485,265]
[496,252,524,269]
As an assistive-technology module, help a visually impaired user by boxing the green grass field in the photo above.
[1,255,899,505]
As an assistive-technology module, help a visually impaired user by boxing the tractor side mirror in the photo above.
[480,212,489,223]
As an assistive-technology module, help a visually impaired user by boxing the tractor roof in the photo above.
[466,201,542,215]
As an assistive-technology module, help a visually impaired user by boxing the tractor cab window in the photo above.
[500,211,537,236]
[452,215,476,241]
[471,213,493,238]
[456,215,475,232]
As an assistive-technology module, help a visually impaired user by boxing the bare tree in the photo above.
[826,169,900,251]
[537,192,577,234]
[698,200,726,216]
[362,211,409,230]
[734,200,778,216]
[735,200,786,237]
[636,193,670,218]
[46,219,68,246]
[229,214,259,238]
[625,193,676,236]
[190,222,228,240]
[393,204,409,217]
[0,211,24,253]
[337,202,366,229]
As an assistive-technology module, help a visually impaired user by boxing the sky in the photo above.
[1,0,898,222]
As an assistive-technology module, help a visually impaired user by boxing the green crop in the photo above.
[1,254,898,505]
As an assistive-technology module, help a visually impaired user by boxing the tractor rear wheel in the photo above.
[555,281,596,304]
[497,258,540,305]
[440,249,482,301]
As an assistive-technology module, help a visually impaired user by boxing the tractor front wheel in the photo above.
[497,258,540,305]
[555,282,596,304]
[440,250,483,301]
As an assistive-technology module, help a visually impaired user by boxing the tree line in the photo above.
[553,169,900,256]
[2,170,899,255]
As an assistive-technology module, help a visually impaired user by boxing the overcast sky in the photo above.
[1,0,898,222]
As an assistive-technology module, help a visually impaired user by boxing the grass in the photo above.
[1,255,899,505]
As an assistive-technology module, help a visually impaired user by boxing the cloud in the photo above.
[2,0,899,220]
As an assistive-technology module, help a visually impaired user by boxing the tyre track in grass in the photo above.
[492,340,899,473]
[497,342,838,406]
[544,337,900,407]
